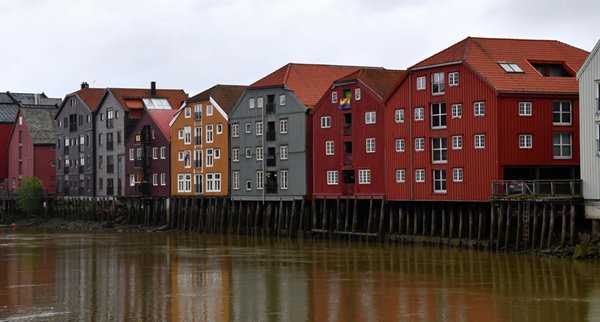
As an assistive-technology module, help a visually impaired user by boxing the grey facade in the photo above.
[229,87,308,201]
[577,39,600,219]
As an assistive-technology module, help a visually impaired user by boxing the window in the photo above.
[246,180,252,191]
[195,127,202,145]
[194,149,202,168]
[280,145,288,160]
[431,137,448,163]
[327,170,338,185]
[519,102,532,116]
[358,169,371,184]
[331,92,338,103]
[280,170,288,190]
[153,173,158,186]
[597,123,600,155]
[177,174,192,192]
[396,169,405,183]
[184,126,191,144]
[130,174,136,186]
[232,171,240,190]
[256,171,264,190]
[206,104,213,116]
[415,169,425,182]
[519,134,532,149]
[553,101,572,125]
[415,138,425,151]
[178,129,184,140]
[245,122,251,134]
[152,147,158,159]
[255,121,263,136]
[452,135,463,150]
[326,141,334,155]
[279,94,286,106]
[453,168,463,182]
[184,107,191,118]
[206,148,214,167]
[499,62,523,73]
[416,76,426,90]
[98,156,103,169]
[597,82,600,113]
[355,88,361,101]
[395,138,405,152]
[474,102,485,116]
[365,111,376,124]
[249,98,255,109]
[232,124,239,137]
[553,132,572,159]
[395,109,404,123]
[232,148,239,162]
[194,174,202,193]
[321,116,331,128]
[137,148,142,160]
[256,147,263,161]
[216,124,223,135]
[432,72,445,94]
[194,104,202,120]
[117,131,121,145]
[206,173,221,192]
[431,102,447,129]
[257,97,264,109]
[474,134,485,149]
[106,109,114,128]
[178,151,184,161]
[215,149,221,159]
[184,150,192,168]
[449,72,459,86]
[245,148,252,159]
[451,104,462,119]
[414,107,424,121]
[98,133,103,146]
[161,173,166,186]
[205,124,214,143]
[160,147,166,159]
[366,138,375,153]
[280,119,288,134]
[433,170,446,193]
[129,149,134,161]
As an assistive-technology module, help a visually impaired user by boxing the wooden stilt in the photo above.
[468,206,473,241]
[458,205,464,240]
[516,202,522,251]
[344,198,350,233]
[496,203,504,251]
[449,205,454,239]
[367,197,374,235]
[236,201,242,235]
[298,197,306,235]
[430,206,436,237]
[278,199,284,236]
[336,197,341,233]
[441,206,446,239]
[289,199,296,238]
[388,205,394,238]
[540,204,547,249]
[422,206,427,236]
[311,199,317,231]
[378,200,385,240]
[532,203,539,249]
[398,206,404,237]
[412,205,418,237]
[477,206,483,243]
[351,198,358,233]
[560,204,567,247]
[254,201,261,235]
[504,203,512,251]
[570,204,575,246]
[547,204,555,249]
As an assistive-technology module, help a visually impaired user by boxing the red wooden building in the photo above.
[312,68,405,199]
[385,37,589,202]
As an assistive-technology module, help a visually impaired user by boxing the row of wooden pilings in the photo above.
[17,196,585,251]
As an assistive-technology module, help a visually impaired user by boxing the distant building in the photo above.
[385,37,589,201]
[170,85,246,197]
[229,63,359,201]
[577,39,600,220]
[54,83,105,196]
[94,82,187,198]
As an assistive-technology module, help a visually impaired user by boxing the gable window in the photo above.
[184,107,191,118]
[395,109,404,123]
[280,119,288,134]
[205,124,214,143]
[416,76,426,90]
[519,102,532,116]
[499,62,523,73]
[449,72,459,86]
[160,147,166,159]
[249,98,255,109]
[395,138,405,152]
[553,101,572,125]
[432,72,445,95]
[519,134,532,149]
[355,88,361,101]
[415,169,425,182]
[106,109,114,128]
[431,102,447,129]
[451,104,462,118]
[431,137,448,163]
[365,111,376,124]
[232,123,239,137]
[326,141,334,155]
[553,132,572,159]
[474,102,485,116]
[194,104,202,120]
[206,148,214,167]
[216,124,223,134]
[358,169,371,184]
[414,107,424,121]
[452,135,463,150]
[178,129,184,140]
[184,126,191,145]
[366,138,375,153]
[433,169,446,193]
[453,168,463,182]
[206,104,213,116]
[415,137,425,151]
[327,170,338,185]
[279,94,286,106]
[395,169,405,183]
[255,121,263,136]
[257,97,264,109]
[195,127,202,145]
[331,92,338,103]
[321,116,331,128]
[474,134,485,149]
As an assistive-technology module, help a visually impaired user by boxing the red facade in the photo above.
[0,124,13,181]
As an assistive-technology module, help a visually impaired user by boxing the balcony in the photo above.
[266,102,276,114]
[79,166,84,174]
[106,164,114,174]
[266,131,276,141]
[266,155,276,167]
[134,158,151,169]
[107,141,114,151]
[69,122,77,133]
[343,125,352,136]
[342,183,354,195]
[491,180,582,200]
[135,182,151,195]
[343,153,353,165]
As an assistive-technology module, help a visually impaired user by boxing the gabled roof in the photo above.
[411,37,589,94]
[250,63,362,108]
[334,68,407,99]
[146,109,177,141]
[0,92,58,123]
[188,84,247,115]
[77,88,105,112]
[102,88,188,113]
[20,107,58,145]
[577,39,600,79]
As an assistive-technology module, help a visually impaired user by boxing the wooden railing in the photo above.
[491,180,582,199]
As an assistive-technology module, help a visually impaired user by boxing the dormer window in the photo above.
[499,62,523,73]
[530,61,573,77]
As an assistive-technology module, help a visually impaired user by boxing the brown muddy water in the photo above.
[1,230,600,322]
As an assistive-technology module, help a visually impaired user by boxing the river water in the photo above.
[1,230,600,322]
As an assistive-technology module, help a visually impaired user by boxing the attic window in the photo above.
[499,62,523,73]
[530,62,573,77]
[143,98,171,109]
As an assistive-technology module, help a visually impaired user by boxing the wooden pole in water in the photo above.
[458,205,464,240]
[351,198,358,233]
[298,197,306,235]
[311,199,317,231]
[378,199,385,240]
[398,205,404,237]
[489,203,495,248]
[321,199,327,230]
[278,199,284,236]
[236,201,242,235]
[496,203,504,252]
[531,203,539,249]
[547,204,555,249]
[539,204,547,249]
[449,205,454,239]
[367,197,374,235]
[560,204,567,247]
[430,206,436,237]
[336,197,341,233]
[388,205,394,237]
[468,205,473,241]
[570,203,575,246]
[289,199,296,237]
[516,202,522,251]
[421,205,427,236]
[504,203,512,251]
[344,198,350,233]
[441,206,446,239]
[477,206,483,243]
[413,204,418,237]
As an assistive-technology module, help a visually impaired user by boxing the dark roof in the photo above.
[334,68,407,98]
[0,104,19,123]
[0,91,58,124]
[20,107,57,145]
[188,84,247,114]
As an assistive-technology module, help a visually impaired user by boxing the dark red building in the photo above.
[385,37,589,201]
[312,68,405,199]
[125,109,176,197]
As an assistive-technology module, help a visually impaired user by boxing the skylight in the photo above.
[143,98,172,110]
[499,62,524,73]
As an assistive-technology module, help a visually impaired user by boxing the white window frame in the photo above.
[256,171,264,190]
[474,134,485,149]
[184,126,191,145]
[433,169,446,193]
[152,173,158,186]
[396,169,405,183]
[206,148,214,167]
[358,169,371,184]
[280,170,288,190]
[326,141,334,155]
[519,102,532,116]
[205,124,214,143]
[451,104,462,119]
[395,109,404,123]
[280,119,288,134]
[256,146,263,161]
[245,148,252,159]
[553,132,572,159]
[416,76,426,90]
[474,101,485,116]
[327,170,339,185]
[257,97,264,109]
[331,92,338,103]
[232,124,239,137]
[160,147,166,159]
[415,137,425,152]
[232,148,239,162]
[280,145,288,160]
[129,149,134,161]
[279,94,286,106]
[452,135,463,150]
[432,72,445,95]
[431,137,448,163]
[245,122,251,134]
[249,98,255,109]
[152,147,158,159]
[216,124,223,135]
[553,101,572,125]
[431,102,447,129]
[206,104,213,116]
[395,138,405,152]
[519,134,532,149]
[255,121,263,136]
[129,174,135,187]
[415,169,425,182]
[365,111,376,124]
[449,72,459,86]
[355,88,361,101]
[414,107,424,121]
[453,168,463,182]
[160,173,166,186]
[184,107,191,118]
[366,138,376,153]
[321,116,331,128]
[232,171,240,190]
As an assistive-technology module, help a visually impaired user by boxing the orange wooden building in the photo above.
[170,85,246,196]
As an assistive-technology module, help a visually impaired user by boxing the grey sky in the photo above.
[0,0,597,98]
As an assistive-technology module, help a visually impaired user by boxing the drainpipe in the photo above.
[409,70,414,201]
[262,98,265,205]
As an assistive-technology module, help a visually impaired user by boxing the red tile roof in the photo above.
[107,88,188,113]
[147,109,177,140]
[75,88,105,112]
[250,63,362,108]
[411,37,589,94]
[335,68,407,99]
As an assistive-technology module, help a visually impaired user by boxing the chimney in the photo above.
[81,82,89,89]
[150,81,156,97]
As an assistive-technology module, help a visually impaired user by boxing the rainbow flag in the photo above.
[339,90,351,109]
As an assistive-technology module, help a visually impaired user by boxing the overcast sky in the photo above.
[0,0,598,98]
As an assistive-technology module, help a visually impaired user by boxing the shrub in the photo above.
[15,176,45,215]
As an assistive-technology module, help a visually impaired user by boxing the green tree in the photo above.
[15,176,45,216]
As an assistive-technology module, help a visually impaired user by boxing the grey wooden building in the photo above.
[229,63,358,201]
[54,83,105,196]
